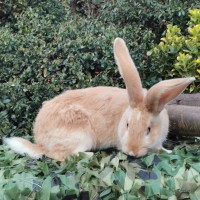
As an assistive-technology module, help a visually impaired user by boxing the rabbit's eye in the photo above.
[146,127,151,135]
[127,123,129,128]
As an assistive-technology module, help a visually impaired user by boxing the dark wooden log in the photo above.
[169,93,200,107]
[166,105,200,136]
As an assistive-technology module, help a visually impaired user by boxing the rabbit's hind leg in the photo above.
[45,131,94,161]
[46,144,73,161]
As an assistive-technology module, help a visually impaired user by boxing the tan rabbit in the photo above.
[5,38,195,161]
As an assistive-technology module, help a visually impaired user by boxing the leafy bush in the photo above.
[0,0,200,139]
[148,9,200,92]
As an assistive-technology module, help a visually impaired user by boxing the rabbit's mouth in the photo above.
[122,146,148,158]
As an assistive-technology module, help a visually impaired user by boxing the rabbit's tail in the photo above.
[4,137,45,159]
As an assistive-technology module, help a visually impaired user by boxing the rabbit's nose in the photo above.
[127,151,135,157]
[133,153,141,158]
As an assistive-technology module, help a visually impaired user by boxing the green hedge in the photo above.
[1,0,200,139]
[148,9,200,93]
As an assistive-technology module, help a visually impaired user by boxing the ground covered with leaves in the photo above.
[0,137,200,200]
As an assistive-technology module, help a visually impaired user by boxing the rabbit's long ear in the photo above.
[114,38,143,107]
[146,77,195,113]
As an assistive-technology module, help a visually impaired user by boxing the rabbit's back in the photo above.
[33,86,129,150]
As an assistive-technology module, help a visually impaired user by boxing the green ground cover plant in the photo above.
[1,1,200,199]
[1,138,200,199]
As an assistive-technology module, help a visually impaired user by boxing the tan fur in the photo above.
[5,38,195,161]
[114,38,143,107]
[146,78,196,113]
[33,87,129,160]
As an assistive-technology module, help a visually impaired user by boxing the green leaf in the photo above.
[99,167,114,186]
[13,173,36,191]
[190,187,200,200]
[110,156,119,169]
[143,154,155,167]
[124,173,134,192]
[99,188,111,198]
[58,174,79,194]
[147,50,152,56]
[145,180,161,197]
[38,176,51,200]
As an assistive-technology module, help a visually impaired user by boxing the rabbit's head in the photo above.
[114,38,195,157]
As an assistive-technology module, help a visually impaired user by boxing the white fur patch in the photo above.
[136,111,141,121]
[117,107,131,149]
[161,147,172,153]
[74,132,93,152]
[121,130,128,146]
[97,140,113,150]
[48,131,94,153]
[4,138,42,159]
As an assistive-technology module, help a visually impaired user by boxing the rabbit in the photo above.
[4,38,195,161]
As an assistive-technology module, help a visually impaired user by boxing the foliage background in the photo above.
[148,9,200,93]
[1,1,200,199]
